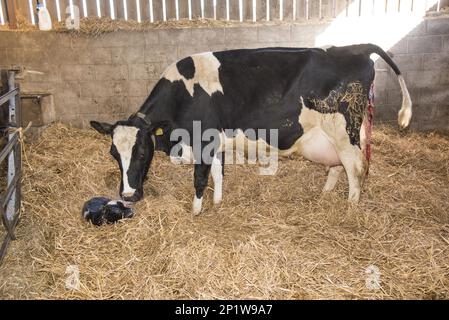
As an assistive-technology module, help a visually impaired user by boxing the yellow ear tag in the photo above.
[155,128,163,136]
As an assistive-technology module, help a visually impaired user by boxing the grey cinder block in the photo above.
[408,36,442,54]
[426,18,449,35]
[225,27,258,43]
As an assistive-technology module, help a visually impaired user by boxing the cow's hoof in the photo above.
[170,157,183,165]
[347,195,360,204]
[192,196,203,215]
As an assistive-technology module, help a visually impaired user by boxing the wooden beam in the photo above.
[5,0,17,29]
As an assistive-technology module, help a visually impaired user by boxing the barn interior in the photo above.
[0,0,448,299]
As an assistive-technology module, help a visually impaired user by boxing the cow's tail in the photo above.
[361,44,413,129]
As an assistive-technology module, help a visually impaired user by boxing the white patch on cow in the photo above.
[163,52,224,97]
[113,125,140,197]
[181,144,194,163]
[151,134,156,146]
[294,97,367,202]
[170,142,194,165]
[295,100,343,166]
[192,195,203,215]
[359,113,368,154]
[211,154,223,204]
[397,74,412,129]
[218,129,273,160]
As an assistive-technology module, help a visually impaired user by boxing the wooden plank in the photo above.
[163,0,175,20]
[5,0,17,28]
[140,0,151,21]
[78,0,87,17]
[43,0,57,22]
[86,0,99,17]
[151,0,162,21]
[73,0,83,19]
[104,0,111,18]
[256,0,267,21]
[204,0,214,19]
[67,0,83,20]
[14,0,28,18]
[106,0,117,19]
[88,0,107,17]
[113,0,122,19]
[295,0,305,21]
[56,0,66,21]
[177,0,189,19]
[60,0,68,21]
[228,0,238,20]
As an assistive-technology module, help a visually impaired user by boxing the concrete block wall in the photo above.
[0,15,448,130]
[373,17,449,130]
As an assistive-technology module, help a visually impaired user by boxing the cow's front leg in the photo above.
[323,165,344,192]
[211,152,224,205]
[193,163,211,215]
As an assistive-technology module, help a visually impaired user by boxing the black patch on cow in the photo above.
[176,57,195,80]
[139,46,379,154]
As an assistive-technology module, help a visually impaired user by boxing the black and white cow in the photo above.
[91,44,412,214]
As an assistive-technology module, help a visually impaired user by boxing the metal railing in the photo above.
[0,69,22,265]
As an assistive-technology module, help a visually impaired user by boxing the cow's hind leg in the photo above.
[193,163,211,215]
[211,152,224,204]
[334,143,368,203]
[323,165,344,192]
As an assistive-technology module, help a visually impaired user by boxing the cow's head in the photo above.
[90,117,155,203]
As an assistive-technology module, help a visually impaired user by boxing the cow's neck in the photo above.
[137,81,176,128]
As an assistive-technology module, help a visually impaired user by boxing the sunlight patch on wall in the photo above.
[315,0,440,59]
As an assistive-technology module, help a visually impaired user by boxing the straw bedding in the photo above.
[0,123,448,299]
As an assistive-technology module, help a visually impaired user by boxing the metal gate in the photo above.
[0,69,22,264]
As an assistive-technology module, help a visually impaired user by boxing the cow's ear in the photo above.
[90,121,113,135]
[150,120,171,136]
